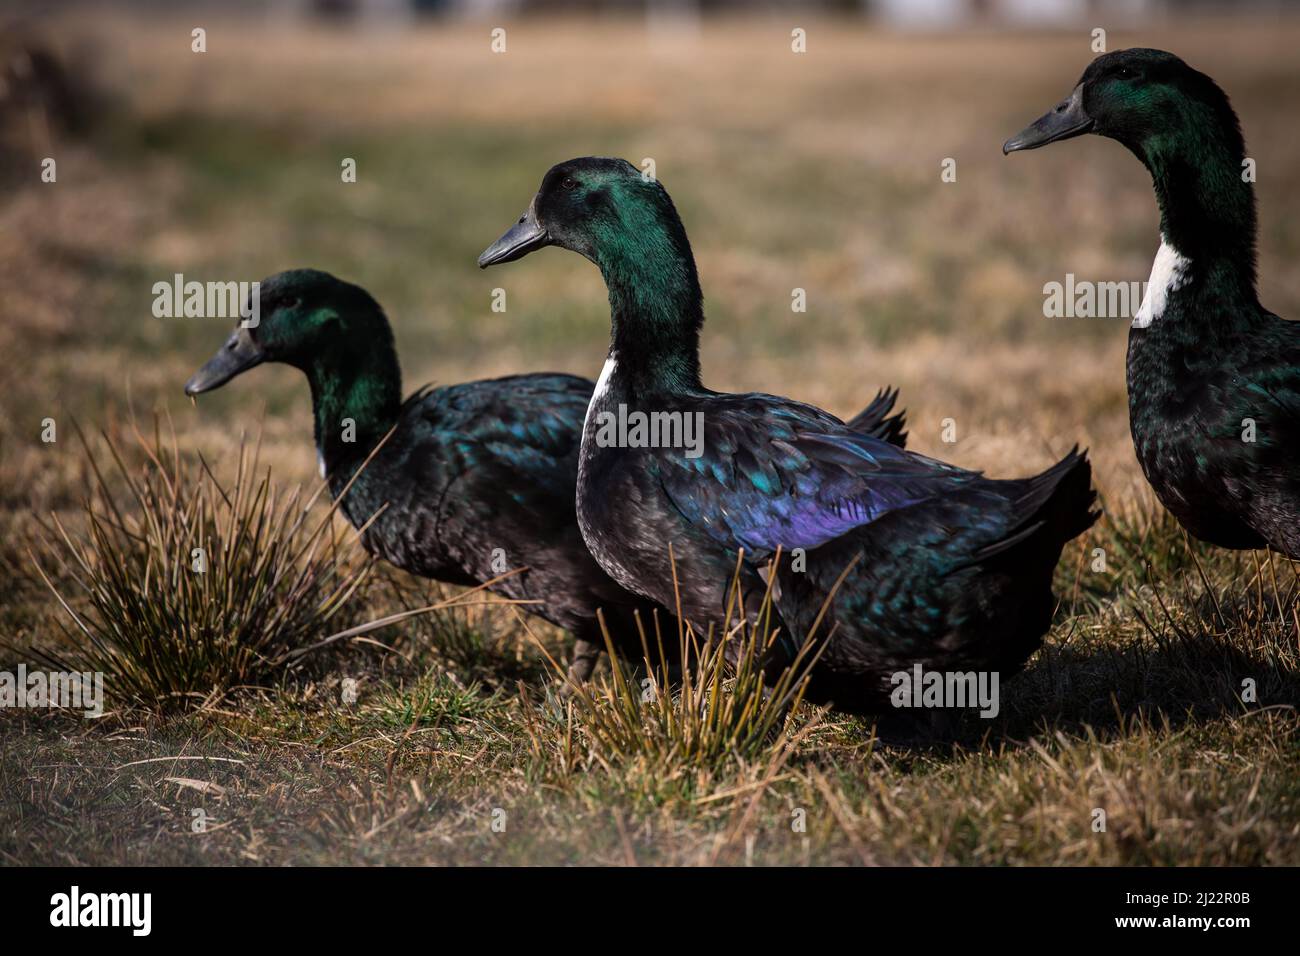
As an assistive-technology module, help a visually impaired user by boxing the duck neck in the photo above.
[593,206,704,399]
[1136,109,1259,312]
[304,342,403,485]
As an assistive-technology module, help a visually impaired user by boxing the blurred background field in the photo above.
[1,1,1299,865]
[4,4,1300,509]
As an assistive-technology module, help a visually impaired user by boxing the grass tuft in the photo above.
[521,560,827,805]
[27,419,375,712]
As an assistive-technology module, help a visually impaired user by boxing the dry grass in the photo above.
[25,419,381,711]
[1,12,1298,865]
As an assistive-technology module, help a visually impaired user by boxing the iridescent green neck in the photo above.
[306,341,402,480]
[593,188,704,395]
[1137,97,1258,303]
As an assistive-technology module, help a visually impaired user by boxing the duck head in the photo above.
[1003,48,1241,163]
[478,157,690,269]
[478,157,705,391]
[185,268,389,396]
[1005,48,1257,282]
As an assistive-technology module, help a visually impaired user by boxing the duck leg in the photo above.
[561,636,603,696]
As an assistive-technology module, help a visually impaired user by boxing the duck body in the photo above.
[1128,299,1300,554]
[329,371,664,637]
[184,269,678,669]
[578,364,1093,711]
[481,158,1097,713]
[1006,47,1300,558]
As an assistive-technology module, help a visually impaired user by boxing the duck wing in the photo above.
[1191,316,1300,550]
[353,373,594,577]
[1170,317,1300,469]
[658,391,1095,564]
[409,372,593,505]
[1240,314,1300,423]
[655,392,981,561]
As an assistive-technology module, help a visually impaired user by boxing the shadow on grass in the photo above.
[882,575,1300,755]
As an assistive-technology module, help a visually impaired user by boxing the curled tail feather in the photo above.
[846,387,908,449]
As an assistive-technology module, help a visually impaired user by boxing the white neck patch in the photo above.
[1132,238,1192,329]
[584,352,618,430]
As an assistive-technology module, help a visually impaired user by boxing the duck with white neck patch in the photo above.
[1132,237,1191,330]
[480,158,1097,716]
[1006,48,1300,558]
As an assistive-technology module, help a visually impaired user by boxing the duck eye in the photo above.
[284,297,302,310]
[561,178,578,191]
[1116,66,1133,79]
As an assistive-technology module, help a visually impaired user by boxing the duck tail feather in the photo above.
[846,387,909,449]
[974,447,1099,562]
